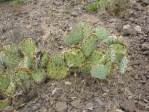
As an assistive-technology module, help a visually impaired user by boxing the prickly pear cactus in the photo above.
[16,71,30,82]
[109,44,127,63]
[18,56,34,71]
[64,48,85,67]
[51,53,65,66]
[47,62,68,80]
[19,38,36,57]
[40,52,49,68]
[1,44,21,69]
[90,62,112,80]
[82,23,93,38]
[64,23,84,46]
[32,69,46,84]
[15,71,32,91]
[4,80,16,97]
[81,35,97,57]
[119,56,128,74]
[0,22,128,108]
[0,99,10,110]
[81,50,105,74]
[0,76,10,95]
[89,50,106,64]
[95,26,109,41]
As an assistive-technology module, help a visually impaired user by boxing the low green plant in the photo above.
[85,0,131,15]
[62,22,128,79]
[0,22,128,109]
[0,0,23,4]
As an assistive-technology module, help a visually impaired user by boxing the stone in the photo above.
[120,100,136,112]
[55,102,67,112]
[85,102,94,110]
[134,25,142,33]
[116,109,125,112]
[94,97,105,107]
[65,81,72,85]
[142,42,149,50]
[71,11,79,17]
[122,24,135,36]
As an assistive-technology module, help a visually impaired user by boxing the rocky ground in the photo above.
[0,0,149,112]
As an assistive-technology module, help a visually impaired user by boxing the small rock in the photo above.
[94,107,105,112]
[134,25,142,33]
[116,109,125,112]
[85,102,94,110]
[122,24,135,36]
[120,100,136,112]
[71,99,81,107]
[71,11,79,17]
[65,81,72,85]
[142,42,149,50]
[94,97,105,107]
[55,102,67,112]
[141,0,149,6]
[143,51,149,55]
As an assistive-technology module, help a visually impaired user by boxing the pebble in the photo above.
[122,24,135,36]
[120,100,136,112]
[85,102,94,110]
[116,109,125,112]
[55,102,67,112]
[71,11,79,17]
[134,25,142,33]
[94,97,105,107]
[142,42,149,50]
[71,99,81,107]
[64,81,72,85]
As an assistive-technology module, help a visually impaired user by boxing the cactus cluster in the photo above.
[62,22,128,79]
[0,22,128,109]
[0,38,48,109]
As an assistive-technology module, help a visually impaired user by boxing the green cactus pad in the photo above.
[47,62,68,80]
[19,56,34,70]
[81,50,105,74]
[109,44,127,63]
[81,35,97,57]
[64,48,85,67]
[32,69,46,84]
[4,81,16,97]
[89,50,106,64]
[19,38,36,57]
[16,71,30,81]
[95,26,109,41]
[102,36,118,45]
[51,53,65,66]
[81,62,91,74]
[15,71,32,91]
[0,52,5,72]
[64,23,84,46]
[82,23,93,38]
[40,52,49,68]
[119,56,128,74]
[0,76,10,93]
[0,99,10,110]
[90,63,112,80]
[2,44,21,69]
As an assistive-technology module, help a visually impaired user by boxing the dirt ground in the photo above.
[0,0,149,112]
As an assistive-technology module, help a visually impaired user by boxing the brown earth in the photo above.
[0,0,149,112]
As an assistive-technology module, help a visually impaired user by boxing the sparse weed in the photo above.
[85,0,131,15]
